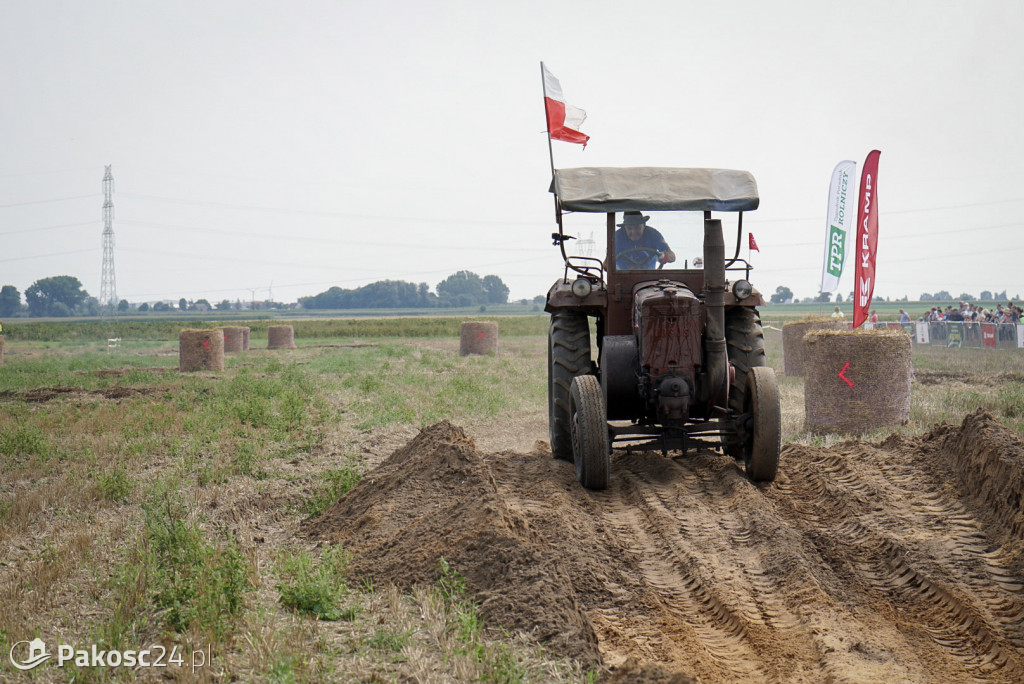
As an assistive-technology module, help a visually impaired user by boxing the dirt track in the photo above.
[307,410,1024,683]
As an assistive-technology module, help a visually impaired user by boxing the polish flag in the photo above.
[541,64,590,147]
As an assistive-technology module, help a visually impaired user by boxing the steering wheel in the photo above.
[616,246,666,270]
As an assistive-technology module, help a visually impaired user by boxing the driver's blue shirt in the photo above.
[614,226,669,269]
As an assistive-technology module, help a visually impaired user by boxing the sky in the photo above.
[3,0,1023,307]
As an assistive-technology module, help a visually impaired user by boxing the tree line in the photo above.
[297,271,510,310]
[0,271,514,318]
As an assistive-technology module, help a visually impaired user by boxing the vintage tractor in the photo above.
[545,167,780,490]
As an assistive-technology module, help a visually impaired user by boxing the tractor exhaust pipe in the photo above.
[704,217,729,405]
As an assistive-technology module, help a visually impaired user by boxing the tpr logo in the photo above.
[10,637,51,671]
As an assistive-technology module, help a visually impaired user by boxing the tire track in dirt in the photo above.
[774,435,1024,683]
[596,451,929,683]
[307,410,1024,683]
[600,468,766,681]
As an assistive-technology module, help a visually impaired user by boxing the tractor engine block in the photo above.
[633,280,703,425]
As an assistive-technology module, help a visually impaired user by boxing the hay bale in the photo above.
[459,321,499,356]
[179,329,225,372]
[782,317,846,376]
[804,328,912,434]
[267,325,296,350]
[223,326,250,353]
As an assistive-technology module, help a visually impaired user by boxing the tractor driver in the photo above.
[614,211,676,270]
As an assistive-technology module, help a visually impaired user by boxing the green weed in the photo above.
[997,384,1024,418]
[0,424,51,459]
[93,539,150,655]
[232,439,268,479]
[434,557,533,682]
[366,627,413,652]
[275,546,355,621]
[94,464,132,502]
[436,558,480,642]
[302,460,363,518]
[266,654,305,683]
[141,481,251,638]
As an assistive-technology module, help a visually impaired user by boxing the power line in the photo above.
[762,219,1024,249]
[118,192,538,226]
[0,193,100,208]
[117,247,382,272]
[116,219,549,253]
[750,197,1024,224]
[0,247,100,264]
[0,221,95,236]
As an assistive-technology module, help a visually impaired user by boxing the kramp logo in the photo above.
[10,637,51,671]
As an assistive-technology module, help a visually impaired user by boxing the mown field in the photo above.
[1,317,1022,682]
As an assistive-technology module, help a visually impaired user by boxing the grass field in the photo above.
[1,316,1022,681]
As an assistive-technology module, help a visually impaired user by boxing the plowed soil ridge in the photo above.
[306,410,1024,683]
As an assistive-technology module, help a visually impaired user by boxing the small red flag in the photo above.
[748,233,760,252]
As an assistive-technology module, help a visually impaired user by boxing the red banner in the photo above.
[853,150,881,328]
[982,323,997,348]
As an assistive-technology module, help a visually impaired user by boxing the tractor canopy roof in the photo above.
[550,167,759,213]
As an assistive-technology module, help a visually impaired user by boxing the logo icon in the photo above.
[826,224,846,278]
[10,637,51,671]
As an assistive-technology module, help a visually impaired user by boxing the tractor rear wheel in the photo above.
[724,307,767,458]
[569,375,609,490]
[742,366,781,482]
[548,312,592,461]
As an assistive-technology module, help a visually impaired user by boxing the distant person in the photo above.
[831,306,845,319]
[899,309,910,323]
[869,310,879,324]
[613,211,676,270]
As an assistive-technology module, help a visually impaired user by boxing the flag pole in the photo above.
[540,61,555,179]
[540,61,560,229]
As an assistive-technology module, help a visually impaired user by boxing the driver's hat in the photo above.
[617,211,650,227]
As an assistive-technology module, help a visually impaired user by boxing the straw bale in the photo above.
[179,329,225,372]
[804,328,912,434]
[459,321,499,356]
[267,325,296,349]
[223,326,250,353]
[782,317,846,376]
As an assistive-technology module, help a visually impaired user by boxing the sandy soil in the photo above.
[306,410,1024,683]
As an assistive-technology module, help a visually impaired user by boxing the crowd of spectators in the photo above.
[923,301,1022,324]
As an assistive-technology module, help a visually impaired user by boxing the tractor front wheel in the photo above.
[569,375,609,490]
[548,312,592,461]
[742,366,781,482]
[724,307,767,459]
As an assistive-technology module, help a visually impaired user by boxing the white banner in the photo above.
[820,160,856,294]
[916,321,930,345]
